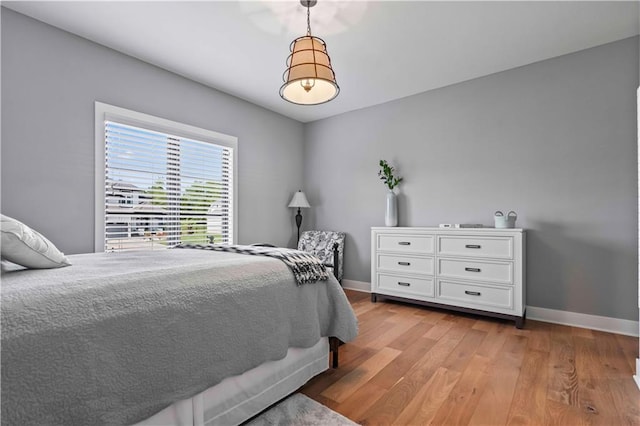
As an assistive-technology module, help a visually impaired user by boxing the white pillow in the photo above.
[1,214,71,269]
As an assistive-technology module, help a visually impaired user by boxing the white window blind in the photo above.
[103,121,234,252]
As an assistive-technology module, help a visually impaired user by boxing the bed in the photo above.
[1,248,358,425]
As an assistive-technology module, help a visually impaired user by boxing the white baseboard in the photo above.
[341,279,370,293]
[526,306,639,337]
[635,359,640,391]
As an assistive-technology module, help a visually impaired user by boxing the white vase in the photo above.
[385,190,398,227]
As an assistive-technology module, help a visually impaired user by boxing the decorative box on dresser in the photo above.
[371,227,526,328]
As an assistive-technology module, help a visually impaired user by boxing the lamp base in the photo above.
[295,208,303,243]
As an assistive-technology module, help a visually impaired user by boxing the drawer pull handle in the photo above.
[397,282,411,287]
[465,267,481,273]
[398,261,411,266]
[465,290,481,296]
[465,244,481,249]
[398,242,411,246]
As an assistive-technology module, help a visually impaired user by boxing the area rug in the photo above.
[245,393,359,426]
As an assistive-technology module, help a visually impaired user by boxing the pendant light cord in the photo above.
[306,3,312,36]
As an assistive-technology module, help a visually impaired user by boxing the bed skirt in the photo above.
[135,338,329,426]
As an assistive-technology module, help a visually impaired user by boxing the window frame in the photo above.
[94,102,238,252]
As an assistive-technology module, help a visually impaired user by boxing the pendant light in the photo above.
[280,0,340,105]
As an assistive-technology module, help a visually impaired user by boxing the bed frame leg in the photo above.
[329,337,340,368]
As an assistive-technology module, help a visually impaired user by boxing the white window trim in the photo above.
[94,101,238,252]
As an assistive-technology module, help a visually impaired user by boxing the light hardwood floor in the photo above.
[301,290,640,425]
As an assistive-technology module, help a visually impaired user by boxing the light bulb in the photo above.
[301,78,316,92]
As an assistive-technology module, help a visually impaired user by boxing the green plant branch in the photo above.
[378,160,403,190]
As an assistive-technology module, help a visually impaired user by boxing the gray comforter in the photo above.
[1,249,358,425]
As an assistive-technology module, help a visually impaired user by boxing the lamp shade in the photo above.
[288,190,311,208]
[280,35,339,105]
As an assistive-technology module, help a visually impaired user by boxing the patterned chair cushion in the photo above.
[297,231,346,282]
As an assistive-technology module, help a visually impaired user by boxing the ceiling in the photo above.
[4,1,639,123]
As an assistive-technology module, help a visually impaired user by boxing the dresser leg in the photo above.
[371,293,377,303]
[515,316,525,329]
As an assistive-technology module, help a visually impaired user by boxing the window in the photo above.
[95,103,237,252]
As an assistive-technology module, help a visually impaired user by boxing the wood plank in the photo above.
[366,314,423,350]
[368,336,437,390]
[429,355,491,425]
[335,342,371,366]
[467,334,528,426]
[605,376,640,425]
[416,307,450,323]
[441,328,487,372]
[573,335,630,425]
[474,321,510,359]
[331,381,387,422]
[506,349,549,425]
[546,323,579,406]
[320,346,401,403]
[393,367,461,425]
[422,317,455,340]
[524,320,552,353]
[571,326,594,339]
[343,289,368,301]
[615,333,639,375]
[544,399,587,426]
[301,346,378,397]
[351,318,398,348]
[471,317,502,332]
[593,330,635,378]
[355,303,397,327]
[356,324,470,425]
[387,320,433,351]
[351,300,379,317]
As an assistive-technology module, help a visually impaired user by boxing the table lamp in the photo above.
[288,190,311,242]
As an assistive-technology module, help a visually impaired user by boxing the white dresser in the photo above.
[371,227,526,328]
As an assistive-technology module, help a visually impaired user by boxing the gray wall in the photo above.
[304,36,639,321]
[1,8,304,254]
[2,8,638,322]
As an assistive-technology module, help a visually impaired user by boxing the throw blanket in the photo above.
[175,244,329,285]
[1,249,358,426]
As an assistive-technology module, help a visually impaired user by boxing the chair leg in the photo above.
[332,242,340,283]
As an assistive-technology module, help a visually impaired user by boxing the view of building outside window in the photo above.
[104,121,232,252]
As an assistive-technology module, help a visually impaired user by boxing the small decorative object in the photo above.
[288,190,311,242]
[494,211,517,228]
[378,160,403,227]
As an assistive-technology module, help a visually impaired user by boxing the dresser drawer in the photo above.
[437,258,513,284]
[377,254,434,275]
[377,273,434,297]
[377,234,434,254]
[437,280,513,310]
[437,236,513,259]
